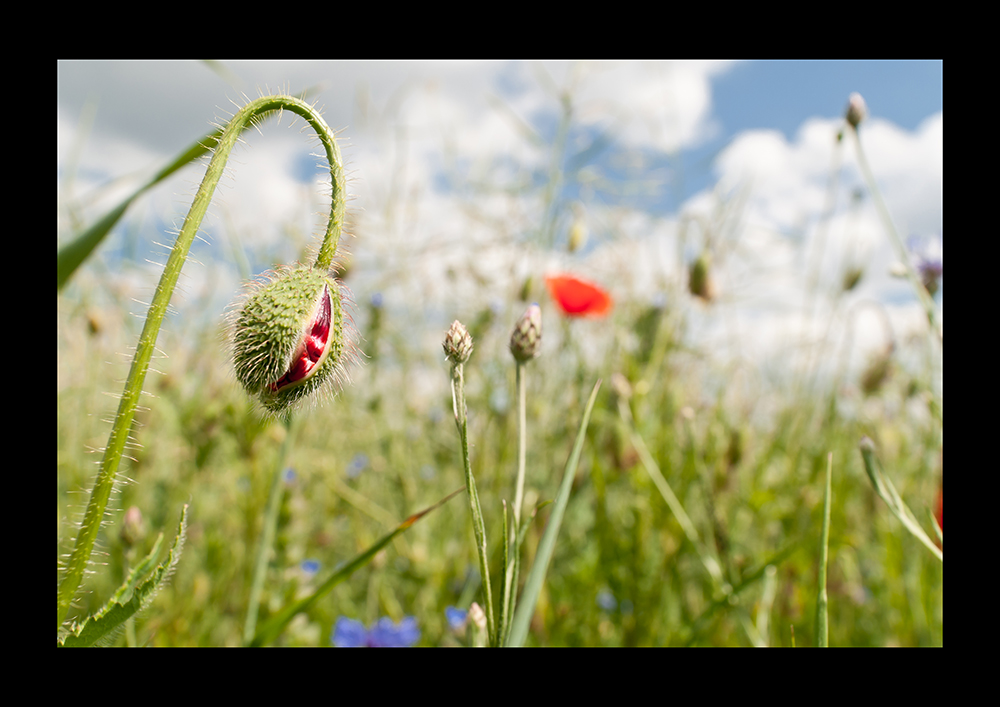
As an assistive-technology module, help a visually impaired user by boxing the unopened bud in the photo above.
[568,219,588,253]
[120,506,145,547]
[689,252,716,302]
[509,304,542,363]
[468,601,487,647]
[443,320,473,365]
[230,265,353,414]
[846,92,867,129]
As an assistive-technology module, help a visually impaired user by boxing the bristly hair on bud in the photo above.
[443,320,473,365]
[227,264,357,415]
[510,303,542,363]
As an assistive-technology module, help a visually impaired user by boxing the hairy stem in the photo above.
[451,363,496,645]
[58,95,346,629]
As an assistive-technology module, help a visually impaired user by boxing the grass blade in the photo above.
[57,129,222,291]
[250,487,464,647]
[508,379,601,647]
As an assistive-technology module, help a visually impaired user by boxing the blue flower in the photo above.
[332,616,420,647]
[347,453,369,479]
[445,606,467,630]
[907,234,942,296]
[300,559,320,577]
[596,589,617,612]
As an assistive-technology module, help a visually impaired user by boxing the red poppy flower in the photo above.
[545,274,613,318]
[936,484,943,532]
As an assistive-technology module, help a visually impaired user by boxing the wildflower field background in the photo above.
[57,61,942,647]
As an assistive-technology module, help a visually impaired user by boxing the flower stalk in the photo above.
[444,321,496,645]
[57,95,347,630]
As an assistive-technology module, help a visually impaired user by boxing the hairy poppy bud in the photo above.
[230,265,353,414]
[443,320,473,365]
[509,303,542,363]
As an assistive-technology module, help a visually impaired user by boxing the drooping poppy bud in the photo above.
[545,274,612,318]
[510,303,542,363]
[230,265,353,414]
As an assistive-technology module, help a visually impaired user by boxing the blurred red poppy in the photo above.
[936,484,942,532]
[545,274,612,317]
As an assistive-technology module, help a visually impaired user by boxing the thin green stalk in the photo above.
[616,396,721,584]
[451,361,496,645]
[513,361,528,527]
[57,95,347,630]
[243,413,297,644]
[502,361,528,644]
[850,126,940,344]
[508,379,601,647]
[816,452,832,647]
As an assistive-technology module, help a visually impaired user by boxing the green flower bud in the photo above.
[688,252,716,302]
[443,320,473,365]
[845,92,867,129]
[229,265,354,414]
[509,303,542,363]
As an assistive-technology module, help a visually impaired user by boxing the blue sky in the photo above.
[57,60,942,384]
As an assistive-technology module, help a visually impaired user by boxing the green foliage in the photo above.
[59,506,188,647]
[57,83,941,647]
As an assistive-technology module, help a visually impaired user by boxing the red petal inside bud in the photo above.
[270,285,332,392]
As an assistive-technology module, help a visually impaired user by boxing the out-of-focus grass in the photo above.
[57,248,942,645]
[57,77,940,646]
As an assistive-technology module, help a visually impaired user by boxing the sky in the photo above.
[56,60,942,391]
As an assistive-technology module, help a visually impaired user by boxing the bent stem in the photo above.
[57,95,347,630]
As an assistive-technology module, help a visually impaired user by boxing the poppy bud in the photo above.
[443,320,473,365]
[509,304,542,363]
[230,265,352,414]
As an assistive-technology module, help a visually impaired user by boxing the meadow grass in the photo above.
[56,90,941,647]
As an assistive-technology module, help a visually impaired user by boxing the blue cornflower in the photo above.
[347,453,369,479]
[300,559,320,577]
[445,606,467,631]
[332,616,420,647]
[596,590,617,613]
[907,234,943,296]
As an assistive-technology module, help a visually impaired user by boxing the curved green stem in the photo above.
[57,95,346,629]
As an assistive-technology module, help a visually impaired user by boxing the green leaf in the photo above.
[250,488,464,647]
[859,438,942,562]
[58,505,188,647]
[57,130,222,291]
[507,379,601,647]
